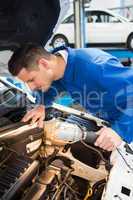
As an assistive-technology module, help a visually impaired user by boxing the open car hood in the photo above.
[0,0,70,125]
[0,0,70,49]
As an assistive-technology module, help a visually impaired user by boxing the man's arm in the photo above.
[95,107,133,151]
[111,109,133,144]
[94,56,133,151]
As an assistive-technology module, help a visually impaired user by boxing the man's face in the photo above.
[17,63,53,91]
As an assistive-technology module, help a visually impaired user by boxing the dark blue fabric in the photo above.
[38,47,133,143]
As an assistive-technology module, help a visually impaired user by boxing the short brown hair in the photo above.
[8,43,52,76]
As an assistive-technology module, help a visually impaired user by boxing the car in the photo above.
[0,1,133,200]
[51,9,133,50]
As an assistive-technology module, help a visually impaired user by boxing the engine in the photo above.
[0,100,110,200]
[0,80,133,200]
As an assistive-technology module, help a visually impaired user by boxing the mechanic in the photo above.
[8,44,133,151]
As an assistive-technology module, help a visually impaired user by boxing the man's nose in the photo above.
[27,82,38,90]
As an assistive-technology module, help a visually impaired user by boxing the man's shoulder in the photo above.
[74,48,110,58]
[52,46,116,66]
[52,46,109,58]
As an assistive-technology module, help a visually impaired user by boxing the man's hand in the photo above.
[94,127,122,151]
[22,105,45,128]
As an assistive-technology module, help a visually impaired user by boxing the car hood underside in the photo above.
[0,0,60,50]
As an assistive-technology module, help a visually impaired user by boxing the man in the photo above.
[8,44,133,151]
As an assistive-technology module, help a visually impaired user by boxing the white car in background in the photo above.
[51,9,133,50]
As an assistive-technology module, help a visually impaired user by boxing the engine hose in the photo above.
[83,186,93,200]
[51,168,73,200]
[81,140,111,167]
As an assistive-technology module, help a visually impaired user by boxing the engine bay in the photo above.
[0,81,133,200]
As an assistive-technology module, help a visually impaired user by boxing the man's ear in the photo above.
[38,58,49,69]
